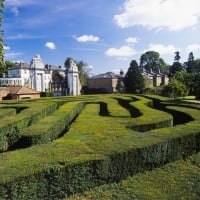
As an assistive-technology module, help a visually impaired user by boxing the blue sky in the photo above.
[3,0,200,75]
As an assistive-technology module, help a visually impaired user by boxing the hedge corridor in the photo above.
[0,94,199,199]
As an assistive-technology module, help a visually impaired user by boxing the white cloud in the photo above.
[144,43,179,55]
[114,0,200,31]
[186,44,200,52]
[45,42,56,50]
[105,46,137,57]
[74,35,99,42]
[11,7,19,16]
[125,37,139,44]
[3,45,10,50]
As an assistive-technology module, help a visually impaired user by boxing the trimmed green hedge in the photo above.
[20,101,85,145]
[68,153,200,200]
[127,96,173,131]
[0,100,67,152]
[0,95,199,199]
[98,96,131,117]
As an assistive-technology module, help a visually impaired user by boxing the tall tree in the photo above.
[77,60,91,86]
[186,57,200,73]
[0,0,4,76]
[188,52,194,62]
[193,59,200,73]
[169,51,183,77]
[174,51,181,62]
[185,52,196,73]
[124,60,144,93]
[140,51,167,73]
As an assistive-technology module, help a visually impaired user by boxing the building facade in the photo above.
[142,69,169,88]
[87,72,125,93]
[0,54,81,96]
[87,69,168,94]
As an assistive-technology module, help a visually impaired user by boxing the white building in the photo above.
[0,54,81,96]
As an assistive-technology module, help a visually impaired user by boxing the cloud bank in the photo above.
[114,0,200,31]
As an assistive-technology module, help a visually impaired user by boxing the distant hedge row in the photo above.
[128,96,173,131]
[0,95,199,199]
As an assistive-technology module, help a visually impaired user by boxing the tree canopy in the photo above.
[169,62,183,77]
[124,60,144,93]
[140,51,167,73]
[169,52,184,77]
[186,58,200,73]
[162,78,188,99]
[174,51,181,62]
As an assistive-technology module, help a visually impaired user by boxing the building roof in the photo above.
[8,86,40,95]
[89,72,123,79]
[8,63,30,70]
[8,62,65,71]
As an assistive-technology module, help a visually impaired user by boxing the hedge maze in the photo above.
[0,95,199,199]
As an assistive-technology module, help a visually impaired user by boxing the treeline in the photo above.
[124,51,200,99]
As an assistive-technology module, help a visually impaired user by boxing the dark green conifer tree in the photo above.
[124,60,144,93]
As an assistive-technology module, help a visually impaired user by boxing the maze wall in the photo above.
[0,95,199,199]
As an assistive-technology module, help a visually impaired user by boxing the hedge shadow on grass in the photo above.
[98,102,110,116]
[144,96,194,126]
[114,97,142,118]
